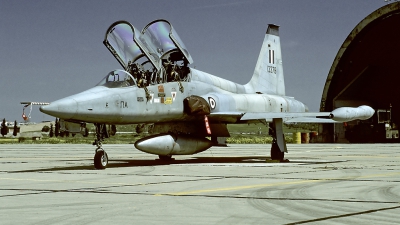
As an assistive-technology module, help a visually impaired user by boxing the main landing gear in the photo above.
[93,124,109,169]
[270,140,284,161]
[269,118,288,162]
[158,155,173,161]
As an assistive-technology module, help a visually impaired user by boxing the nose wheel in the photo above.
[93,124,109,169]
[94,148,108,169]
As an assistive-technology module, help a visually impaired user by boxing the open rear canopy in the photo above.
[140,19,193,64]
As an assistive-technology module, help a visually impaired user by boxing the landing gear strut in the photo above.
[93,124,109,169]
[269,118,287,161]
[270,140,284,161]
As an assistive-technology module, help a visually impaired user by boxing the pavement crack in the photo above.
[154,194,400,205]
[284,205,400,225]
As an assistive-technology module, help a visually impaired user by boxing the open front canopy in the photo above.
[103,21,144,70]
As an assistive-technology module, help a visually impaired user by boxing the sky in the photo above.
[0,0,388,123]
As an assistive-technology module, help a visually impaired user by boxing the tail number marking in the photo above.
[267,66,276,74]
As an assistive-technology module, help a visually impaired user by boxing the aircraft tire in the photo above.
[158,155,173,160]
[270,141,284,161]
[94,150,108,169]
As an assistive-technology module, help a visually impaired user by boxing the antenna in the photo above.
[20,102,50,121]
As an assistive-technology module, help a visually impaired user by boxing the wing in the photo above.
[240,112,337,123]
[209,105,375,124]
[208,111,334,123]
[208,112,244,123]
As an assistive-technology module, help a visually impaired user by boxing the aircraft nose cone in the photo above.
[40,98,77,119]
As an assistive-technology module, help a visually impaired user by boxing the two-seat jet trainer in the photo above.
[40,19,374,169]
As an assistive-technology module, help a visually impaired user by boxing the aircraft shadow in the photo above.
[8,156,343,173]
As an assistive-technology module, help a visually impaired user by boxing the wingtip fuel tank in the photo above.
[329,105,375,122]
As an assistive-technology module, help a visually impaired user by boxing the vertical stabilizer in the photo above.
[245,24,285,95]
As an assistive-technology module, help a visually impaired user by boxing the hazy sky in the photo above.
[0,0,387,122]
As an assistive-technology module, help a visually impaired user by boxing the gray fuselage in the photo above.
[40,68,307,125]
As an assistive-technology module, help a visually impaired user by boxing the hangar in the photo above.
[319,2,400,143]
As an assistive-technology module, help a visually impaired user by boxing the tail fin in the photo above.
[245,24,285,95]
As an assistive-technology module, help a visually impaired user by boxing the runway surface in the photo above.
[1,143,400,224]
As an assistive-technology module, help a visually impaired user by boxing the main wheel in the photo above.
[94,149,108,169]
[158,155,173,160]
[270,141,284,161]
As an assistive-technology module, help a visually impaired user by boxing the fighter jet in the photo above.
[40,19,374,169]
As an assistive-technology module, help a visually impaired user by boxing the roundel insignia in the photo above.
[208,97,216,109]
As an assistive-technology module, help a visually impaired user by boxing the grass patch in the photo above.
[1,123,315,144]
[0,138,19,143]
[227,133,293,144]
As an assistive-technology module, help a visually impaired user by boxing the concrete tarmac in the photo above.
[1,143,400,224]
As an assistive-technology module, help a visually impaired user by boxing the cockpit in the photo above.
[96,70,137,88]
[103,19,193,88]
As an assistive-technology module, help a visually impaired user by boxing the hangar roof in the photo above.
[320,3,400,112]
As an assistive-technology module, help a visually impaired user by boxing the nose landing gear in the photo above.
[93,124,109,169]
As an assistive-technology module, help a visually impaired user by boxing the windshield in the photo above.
[96,70,137,88]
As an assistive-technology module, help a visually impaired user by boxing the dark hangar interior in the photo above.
[319,3,400,143]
